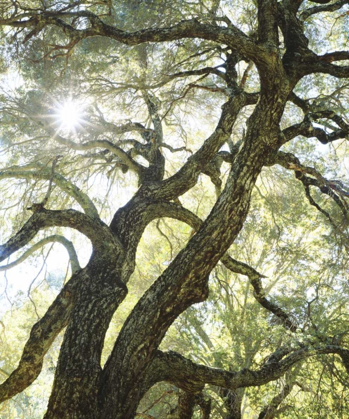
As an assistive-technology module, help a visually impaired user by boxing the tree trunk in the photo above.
[98,88,291,417]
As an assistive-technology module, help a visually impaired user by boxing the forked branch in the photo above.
[0,208,122,263]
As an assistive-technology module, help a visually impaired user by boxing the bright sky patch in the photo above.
[56,100,83,131]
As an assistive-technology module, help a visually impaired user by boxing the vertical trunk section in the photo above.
[44,257,127,419]
[99,89,291,417]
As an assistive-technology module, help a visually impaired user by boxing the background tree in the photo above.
[0,0,349,418]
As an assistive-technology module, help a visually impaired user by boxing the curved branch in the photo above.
[0,166,99,219]
[0,209,122,263]
[300,0,348,20]
[281,115,349,144]
[110,66,227,94]
[160,143,192,154]
[0,269,84,403]
[287,91,309,112]
[155,92,257,200]
[221,256,297,332]
[275,151,348,216]
[319,51,349,63]
[150,345,349,392]
[301,58,349,79]
[0,235,80,274]
[0,13,261,63]
[90,120,153,137]
[142,201,296,331]
[88,64,226,96]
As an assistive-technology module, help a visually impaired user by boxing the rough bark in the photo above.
[0,1,348,417]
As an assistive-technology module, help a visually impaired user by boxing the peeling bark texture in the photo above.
[0,1,349,418]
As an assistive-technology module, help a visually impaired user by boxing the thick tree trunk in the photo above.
[44,256,127,418]
[1,1,349,417]
[40,74,291,418]
[98,86,291,417]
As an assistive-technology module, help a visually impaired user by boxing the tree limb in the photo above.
[0,13,262,64]
[155,92,256,200]
[300,0,349,20]
[0,209,122,263]
[0,235,80,274]
[150,345,349,392]
[281,114,349,144]
[0,166,99,219]
[221,256,297,332]
[275,150,349,217]
[137,200,297,331]
[0,269,84,403]
[43,129,144,176]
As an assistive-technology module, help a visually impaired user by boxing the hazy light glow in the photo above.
[56,100,83,131]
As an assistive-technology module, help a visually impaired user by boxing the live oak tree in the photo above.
[0,0,349,418]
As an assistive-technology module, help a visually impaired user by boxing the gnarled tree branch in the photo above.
[0,208,122,263]
[149,345,349,392]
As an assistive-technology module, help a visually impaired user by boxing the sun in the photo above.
[56,100,83,132]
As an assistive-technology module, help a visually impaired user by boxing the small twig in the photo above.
[42,155,62,206]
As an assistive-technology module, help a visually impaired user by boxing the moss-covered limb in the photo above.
[102,69,294,417]
[100,92,292,417]
[148,346,349,393]
[0,235,80,274]
[0,269,82,403]
[0,166,99,219]
[140,201,296,331]
[300,0,349,20]
[257,0,279,48]
[0,209,123,263]
[154,92,255,201]
[44,266,128,419]
[108,99,249,249]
